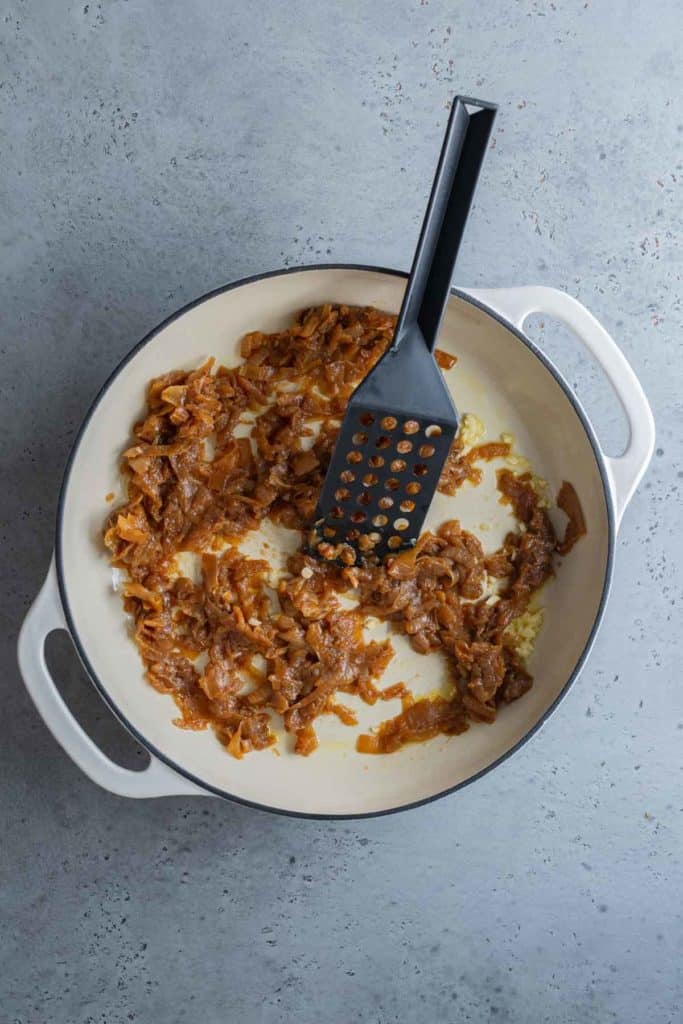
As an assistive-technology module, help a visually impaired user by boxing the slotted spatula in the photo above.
[309,96,497,564]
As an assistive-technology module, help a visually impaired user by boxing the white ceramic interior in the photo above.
[56,268,612,815]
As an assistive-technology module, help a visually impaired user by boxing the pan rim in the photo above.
[54,263,616,819]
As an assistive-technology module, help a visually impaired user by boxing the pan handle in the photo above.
[465,286,655,530]
[17,560,205,799]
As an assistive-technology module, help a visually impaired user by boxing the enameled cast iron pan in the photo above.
[18,267,654,817]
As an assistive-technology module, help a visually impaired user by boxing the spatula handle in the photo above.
[395,96,497,352]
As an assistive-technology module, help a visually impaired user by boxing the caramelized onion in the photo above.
[104,305,585,757]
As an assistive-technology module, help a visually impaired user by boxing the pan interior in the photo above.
[58,268,610,815]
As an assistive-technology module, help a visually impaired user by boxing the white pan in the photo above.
[17,267,654,818]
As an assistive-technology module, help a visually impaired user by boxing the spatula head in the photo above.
[308,333,459,564]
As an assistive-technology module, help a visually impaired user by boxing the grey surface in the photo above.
[2,1,682,1021]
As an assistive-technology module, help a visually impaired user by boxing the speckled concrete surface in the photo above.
[2,2,682,1022]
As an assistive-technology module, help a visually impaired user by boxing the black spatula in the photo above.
[310,96,497,564]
